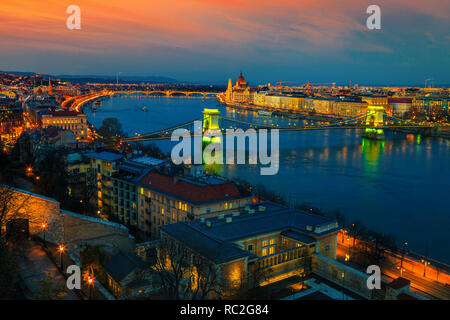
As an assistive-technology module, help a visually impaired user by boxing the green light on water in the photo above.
[417,134,421,144]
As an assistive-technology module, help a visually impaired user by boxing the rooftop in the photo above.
[138,171,248,205]
[103,251,148,282]
[84,151,124,162]
[130,156,166,167]
[42,110,83,117]
[160,202,340,264]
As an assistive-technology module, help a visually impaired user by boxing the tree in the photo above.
[80,245,109,284]
[153,240,220,300]
[0,241,21,299]
[35,151,70,206]
[188,254,220,300]
[97,118,126,148]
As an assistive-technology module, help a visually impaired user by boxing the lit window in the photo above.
[262,248,268,256]
[262,240,268,247]
[269,239,275,245]
[269,247,275,255]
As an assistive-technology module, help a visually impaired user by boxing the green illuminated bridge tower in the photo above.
[202,108,221,144]
[363,105,385,140]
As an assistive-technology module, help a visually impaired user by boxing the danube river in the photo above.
[86,96,450,264]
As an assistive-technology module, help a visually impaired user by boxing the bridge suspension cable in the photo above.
[123,117,204,142]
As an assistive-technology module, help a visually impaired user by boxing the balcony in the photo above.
[257,246,307,269]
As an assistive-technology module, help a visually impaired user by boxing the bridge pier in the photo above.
[363,105,385,140]
[202,108,221,145]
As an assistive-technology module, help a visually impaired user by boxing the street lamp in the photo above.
[341,272,345,300]
[41,223,47,247]
[87,266,95,300]
[400,241,408,277]
[421,259,430,278]
[58,244,65,270]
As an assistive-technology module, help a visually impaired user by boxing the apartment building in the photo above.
[160,201,340,297]
[137,169,253,239]
[83,151,125,211]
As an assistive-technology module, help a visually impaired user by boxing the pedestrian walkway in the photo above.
[12,240,79,300]
[281,278,354,300]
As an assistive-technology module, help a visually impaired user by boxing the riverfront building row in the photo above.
[221,73,450,119]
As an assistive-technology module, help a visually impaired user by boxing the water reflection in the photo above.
[86,96,450,263]
[361,138,385,171]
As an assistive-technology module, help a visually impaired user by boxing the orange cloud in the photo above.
[0,0,448,55]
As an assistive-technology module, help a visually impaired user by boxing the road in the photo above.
[336,239,450,300]
[11,240,80,300]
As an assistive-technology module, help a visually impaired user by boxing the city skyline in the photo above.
[1,0,449,85]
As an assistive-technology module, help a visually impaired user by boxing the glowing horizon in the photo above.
[0,0,449,84]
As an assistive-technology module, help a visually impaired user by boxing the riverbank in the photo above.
[219,101,343,122]
[220,101,450,139]
[85,95,450,264]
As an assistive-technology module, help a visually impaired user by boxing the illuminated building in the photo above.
[389,97,413,117]
[83,151,125,212]
[41,110,88,139]
[138,170,253,239]
[160,202,340,297]
[104,251,153,298]
[0,101,24,143]
[109,156,167,230]
[412,96,450,115]
[224,72,255,104]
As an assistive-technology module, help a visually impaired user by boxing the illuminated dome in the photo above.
[236,72,246,86]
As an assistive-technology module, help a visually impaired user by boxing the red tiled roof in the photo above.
[389,97,413,103]
[139,172,245,204]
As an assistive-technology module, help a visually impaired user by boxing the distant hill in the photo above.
[0,70,180,84]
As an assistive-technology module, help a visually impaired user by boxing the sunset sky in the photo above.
[0,0,449,85]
